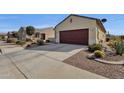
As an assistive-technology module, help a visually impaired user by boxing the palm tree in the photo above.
[26,26,35,39]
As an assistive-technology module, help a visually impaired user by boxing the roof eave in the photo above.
[96,19,106,33]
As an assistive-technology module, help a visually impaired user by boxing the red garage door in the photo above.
[60,29,89,45]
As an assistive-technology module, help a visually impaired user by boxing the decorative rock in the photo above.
[87,54,95,59]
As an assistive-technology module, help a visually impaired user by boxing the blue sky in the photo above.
[0,14,124,35]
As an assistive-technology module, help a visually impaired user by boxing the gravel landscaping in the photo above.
[102,54,124,61]
[63,50,124,79]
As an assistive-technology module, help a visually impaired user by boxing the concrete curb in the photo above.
[94,58,124,65]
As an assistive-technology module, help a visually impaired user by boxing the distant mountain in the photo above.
[0,32,7,35]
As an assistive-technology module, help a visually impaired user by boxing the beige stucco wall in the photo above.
[37,28,55,41]
[18,27,55,42]
[96,25,106,44]
[55,16,97,45]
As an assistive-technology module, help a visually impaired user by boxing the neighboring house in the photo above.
[54,14,106,45]
[7,32,14,38]
[35,27,55,41]
[18,27,27,40]
[18,27,55,42]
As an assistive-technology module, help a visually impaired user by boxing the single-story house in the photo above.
[18,27,55,42]
[7,31,17,38]
[35,27,55,41]
[54,14,106,45]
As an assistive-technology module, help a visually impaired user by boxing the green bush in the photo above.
[88,44,102,52]
[37,39,44,45]
[94,50,105,58]
[114,40,124,56]
[7,38,17,43]
[16,40,26,46]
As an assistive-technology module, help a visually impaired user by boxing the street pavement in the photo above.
[0,41,24,54]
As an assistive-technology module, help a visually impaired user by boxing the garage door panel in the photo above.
[60,29,88,45]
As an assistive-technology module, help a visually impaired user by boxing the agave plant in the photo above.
[114,40,124,56]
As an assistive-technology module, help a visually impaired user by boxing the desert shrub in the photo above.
[26,44,31,48]
[31,42,37,44]
[46,40,50,43]
[88,44,102,52]
[120,35,124,40]
[7,38,17,43]
[111,36,121,41]
[37,39,44,45]
[106,38,110,42]
[0,46,2,54]
[26,38,32,42]
[0,36,2,40]
[16,40,26,46]
[0,35,6,41]
[11,31,18,38]
[107,40,116,48]
[94,50,105,58]
[114,40,124,56]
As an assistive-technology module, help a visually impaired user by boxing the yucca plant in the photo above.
[114,40,124,56]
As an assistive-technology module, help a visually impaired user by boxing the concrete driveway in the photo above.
[0,43,106,79]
